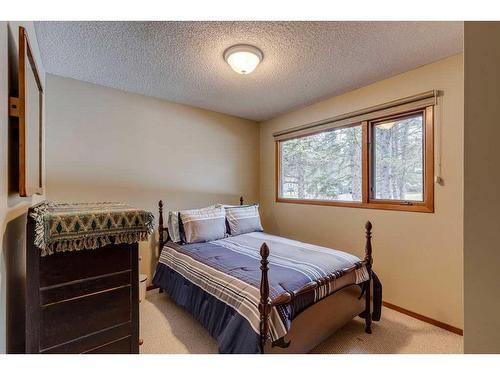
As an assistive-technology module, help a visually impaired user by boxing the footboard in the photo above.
[258,220,374,352]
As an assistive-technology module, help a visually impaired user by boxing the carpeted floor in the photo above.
[140,290,463,354]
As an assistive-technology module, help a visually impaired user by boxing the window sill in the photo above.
[275,197,434,213]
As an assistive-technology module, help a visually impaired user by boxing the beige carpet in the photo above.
[140,290,463,354]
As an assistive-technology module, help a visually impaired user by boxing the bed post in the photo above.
[240,196,244,205]
[159,200,164,250]
[259,242,271,353]
[158,200,164,294]
[364,221,373,334]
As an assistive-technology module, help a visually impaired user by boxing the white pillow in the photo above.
[167,211,181,243]
[225,204,263,236]
[179,206,226,244]
[167,204,220,243]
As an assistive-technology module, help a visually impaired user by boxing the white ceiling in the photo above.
[34,21,463,121]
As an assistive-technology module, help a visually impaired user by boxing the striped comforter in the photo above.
[154,232,369,353]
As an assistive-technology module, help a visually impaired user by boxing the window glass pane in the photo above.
[373,113,424,201]
[280,125,362,202]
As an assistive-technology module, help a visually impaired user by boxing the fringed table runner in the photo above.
[30,201,154,256]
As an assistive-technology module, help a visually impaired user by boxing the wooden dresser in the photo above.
[26,208,140,354]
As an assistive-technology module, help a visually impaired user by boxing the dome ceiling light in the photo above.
[224,44,263,75]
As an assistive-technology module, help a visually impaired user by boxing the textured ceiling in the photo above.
[34,21,463,121]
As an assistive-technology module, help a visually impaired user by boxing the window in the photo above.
[372,112,424,202]
[280,125,362,202]
[276,106,434,212]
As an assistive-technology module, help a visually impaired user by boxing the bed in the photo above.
[152,198,381,354]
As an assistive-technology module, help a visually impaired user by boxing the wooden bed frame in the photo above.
[157,197,374,353]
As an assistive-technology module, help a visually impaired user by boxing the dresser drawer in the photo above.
[39,244,132,288]
[85,336,132,354]
[40,285,131,350]
[40,271,131,306]
[41,322,132,354]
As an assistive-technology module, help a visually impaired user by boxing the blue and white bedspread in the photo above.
[153,232,377,353]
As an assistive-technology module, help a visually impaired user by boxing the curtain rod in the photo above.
[273,90,438,138]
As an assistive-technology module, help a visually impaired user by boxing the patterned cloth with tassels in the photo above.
[30,201,154,256]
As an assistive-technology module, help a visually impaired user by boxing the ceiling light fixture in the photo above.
[224,44,263,75]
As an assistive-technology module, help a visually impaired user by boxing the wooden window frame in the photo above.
[275,106,434,213]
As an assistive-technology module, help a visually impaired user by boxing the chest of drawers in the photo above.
[26,211,139,354]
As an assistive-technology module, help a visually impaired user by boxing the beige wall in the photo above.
[0,21,46,353]
[464,22,500,353]
[44,74,260,284]
[260,54,464,329]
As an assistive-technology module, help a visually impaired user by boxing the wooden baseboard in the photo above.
[382,301,463,336]
[146,285,159,291]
